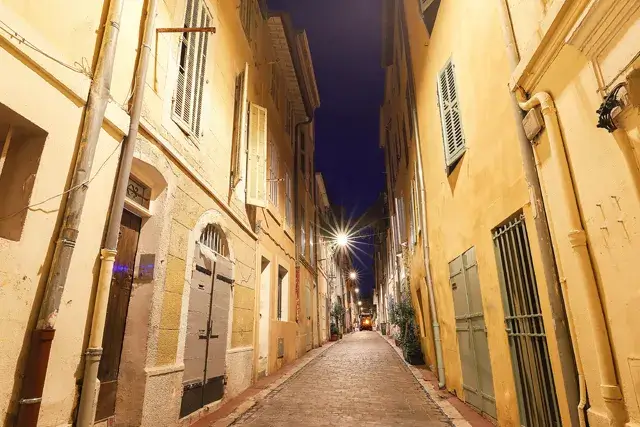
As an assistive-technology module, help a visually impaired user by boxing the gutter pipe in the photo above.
[76,0,157,424]
[397,0,445,389]
[15,0,125,425]
[495,1,581,426]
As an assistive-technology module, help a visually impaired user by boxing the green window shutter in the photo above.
[437,59,465,172]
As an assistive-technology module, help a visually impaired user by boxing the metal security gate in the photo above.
[181,225,233,418]
[493,213,560,427]
[449,247,497,419]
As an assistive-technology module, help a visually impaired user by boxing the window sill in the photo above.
[267,202,281,225]
[445,149,466,176]
[124,198,152,218]
[284,226,294,242]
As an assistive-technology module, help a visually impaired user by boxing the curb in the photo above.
[210,340,339,427]
[378,332,473,427]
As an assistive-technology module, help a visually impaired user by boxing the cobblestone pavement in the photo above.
[232,332,452,427]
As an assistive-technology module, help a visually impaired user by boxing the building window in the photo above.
[300,203,306,258]
[268,139,279,206]
[285,170,293,227]
[309,221,315,264]
[437,59,465,173]
[126,177,151,209]
[0,110,47,242]
[402,117,409,167]
[395,197,406,245]
[270,65,281,110]
[199,223,229,257]
[300,133,306,179]
[239,0,259,43]
[285,99,294,137]
[173,0,211,137]
[277,265,289,321]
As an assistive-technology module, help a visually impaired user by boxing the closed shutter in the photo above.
[420,0,438,13]
[437,59,465,171]
[231,63,249,187]
[173,0,211,137]
[247,103,268,207]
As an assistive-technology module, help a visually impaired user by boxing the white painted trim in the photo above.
[146,363,185,377]
[227,346,254,354]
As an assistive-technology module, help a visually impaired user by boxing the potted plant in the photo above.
[330,302,346,339]
[403,319,425,365]
[330,323,339,341]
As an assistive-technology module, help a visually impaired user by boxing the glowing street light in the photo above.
[355,288,360,294]
[349,271,357,280]
[358,301,362,307]
[336,233,349,247]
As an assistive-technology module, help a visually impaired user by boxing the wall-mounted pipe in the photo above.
[517,90,627,426]
[495,1,581,426]
[15,0,125,425]
[75,0,158,424]
[398,0,445,389]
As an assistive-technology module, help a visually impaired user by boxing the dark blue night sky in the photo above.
[268,0,386,298]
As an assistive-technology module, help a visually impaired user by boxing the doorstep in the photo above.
[378,332,494,427]
[190,341,337,427]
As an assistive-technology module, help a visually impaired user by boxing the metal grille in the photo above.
[173,0,211,137]
[200,224,229,257]
[493,213,560,427]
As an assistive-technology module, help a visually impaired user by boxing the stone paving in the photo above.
[232,331,452,427]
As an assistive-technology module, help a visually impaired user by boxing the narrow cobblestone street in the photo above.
[231,332,451,426]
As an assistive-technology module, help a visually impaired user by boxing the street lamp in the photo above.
[355,287,360,294]
[358,301,362,307]
[336,233,349,247]
[349,271,357,280]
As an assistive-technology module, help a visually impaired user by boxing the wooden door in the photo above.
[95,210,142,422]
[305,283,311,351]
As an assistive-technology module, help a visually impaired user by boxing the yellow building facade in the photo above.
[0,0,320,426]
[380,0,640,426]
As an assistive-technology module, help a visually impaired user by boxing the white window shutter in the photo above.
[437,60,465,169]
[247,103,268,207]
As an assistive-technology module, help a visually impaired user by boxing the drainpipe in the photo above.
[75,0,157,425]
[516,89,627,426]
[14,1,125,425]
[397,0,445,389]
[495,1,581,426]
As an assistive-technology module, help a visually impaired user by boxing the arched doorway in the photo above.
[180,224,234,418]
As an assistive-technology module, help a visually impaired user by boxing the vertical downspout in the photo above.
[398,0,445,388]
[517,90,627,426]
[75,0,157,424]
[495,2,581,426]
[15,1,125,425]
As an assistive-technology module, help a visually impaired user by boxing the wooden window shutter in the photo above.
[247,103,268,207]
[231,63,249,187]
[437,59,465,172]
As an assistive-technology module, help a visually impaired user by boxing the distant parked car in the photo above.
[360,314,372,331]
